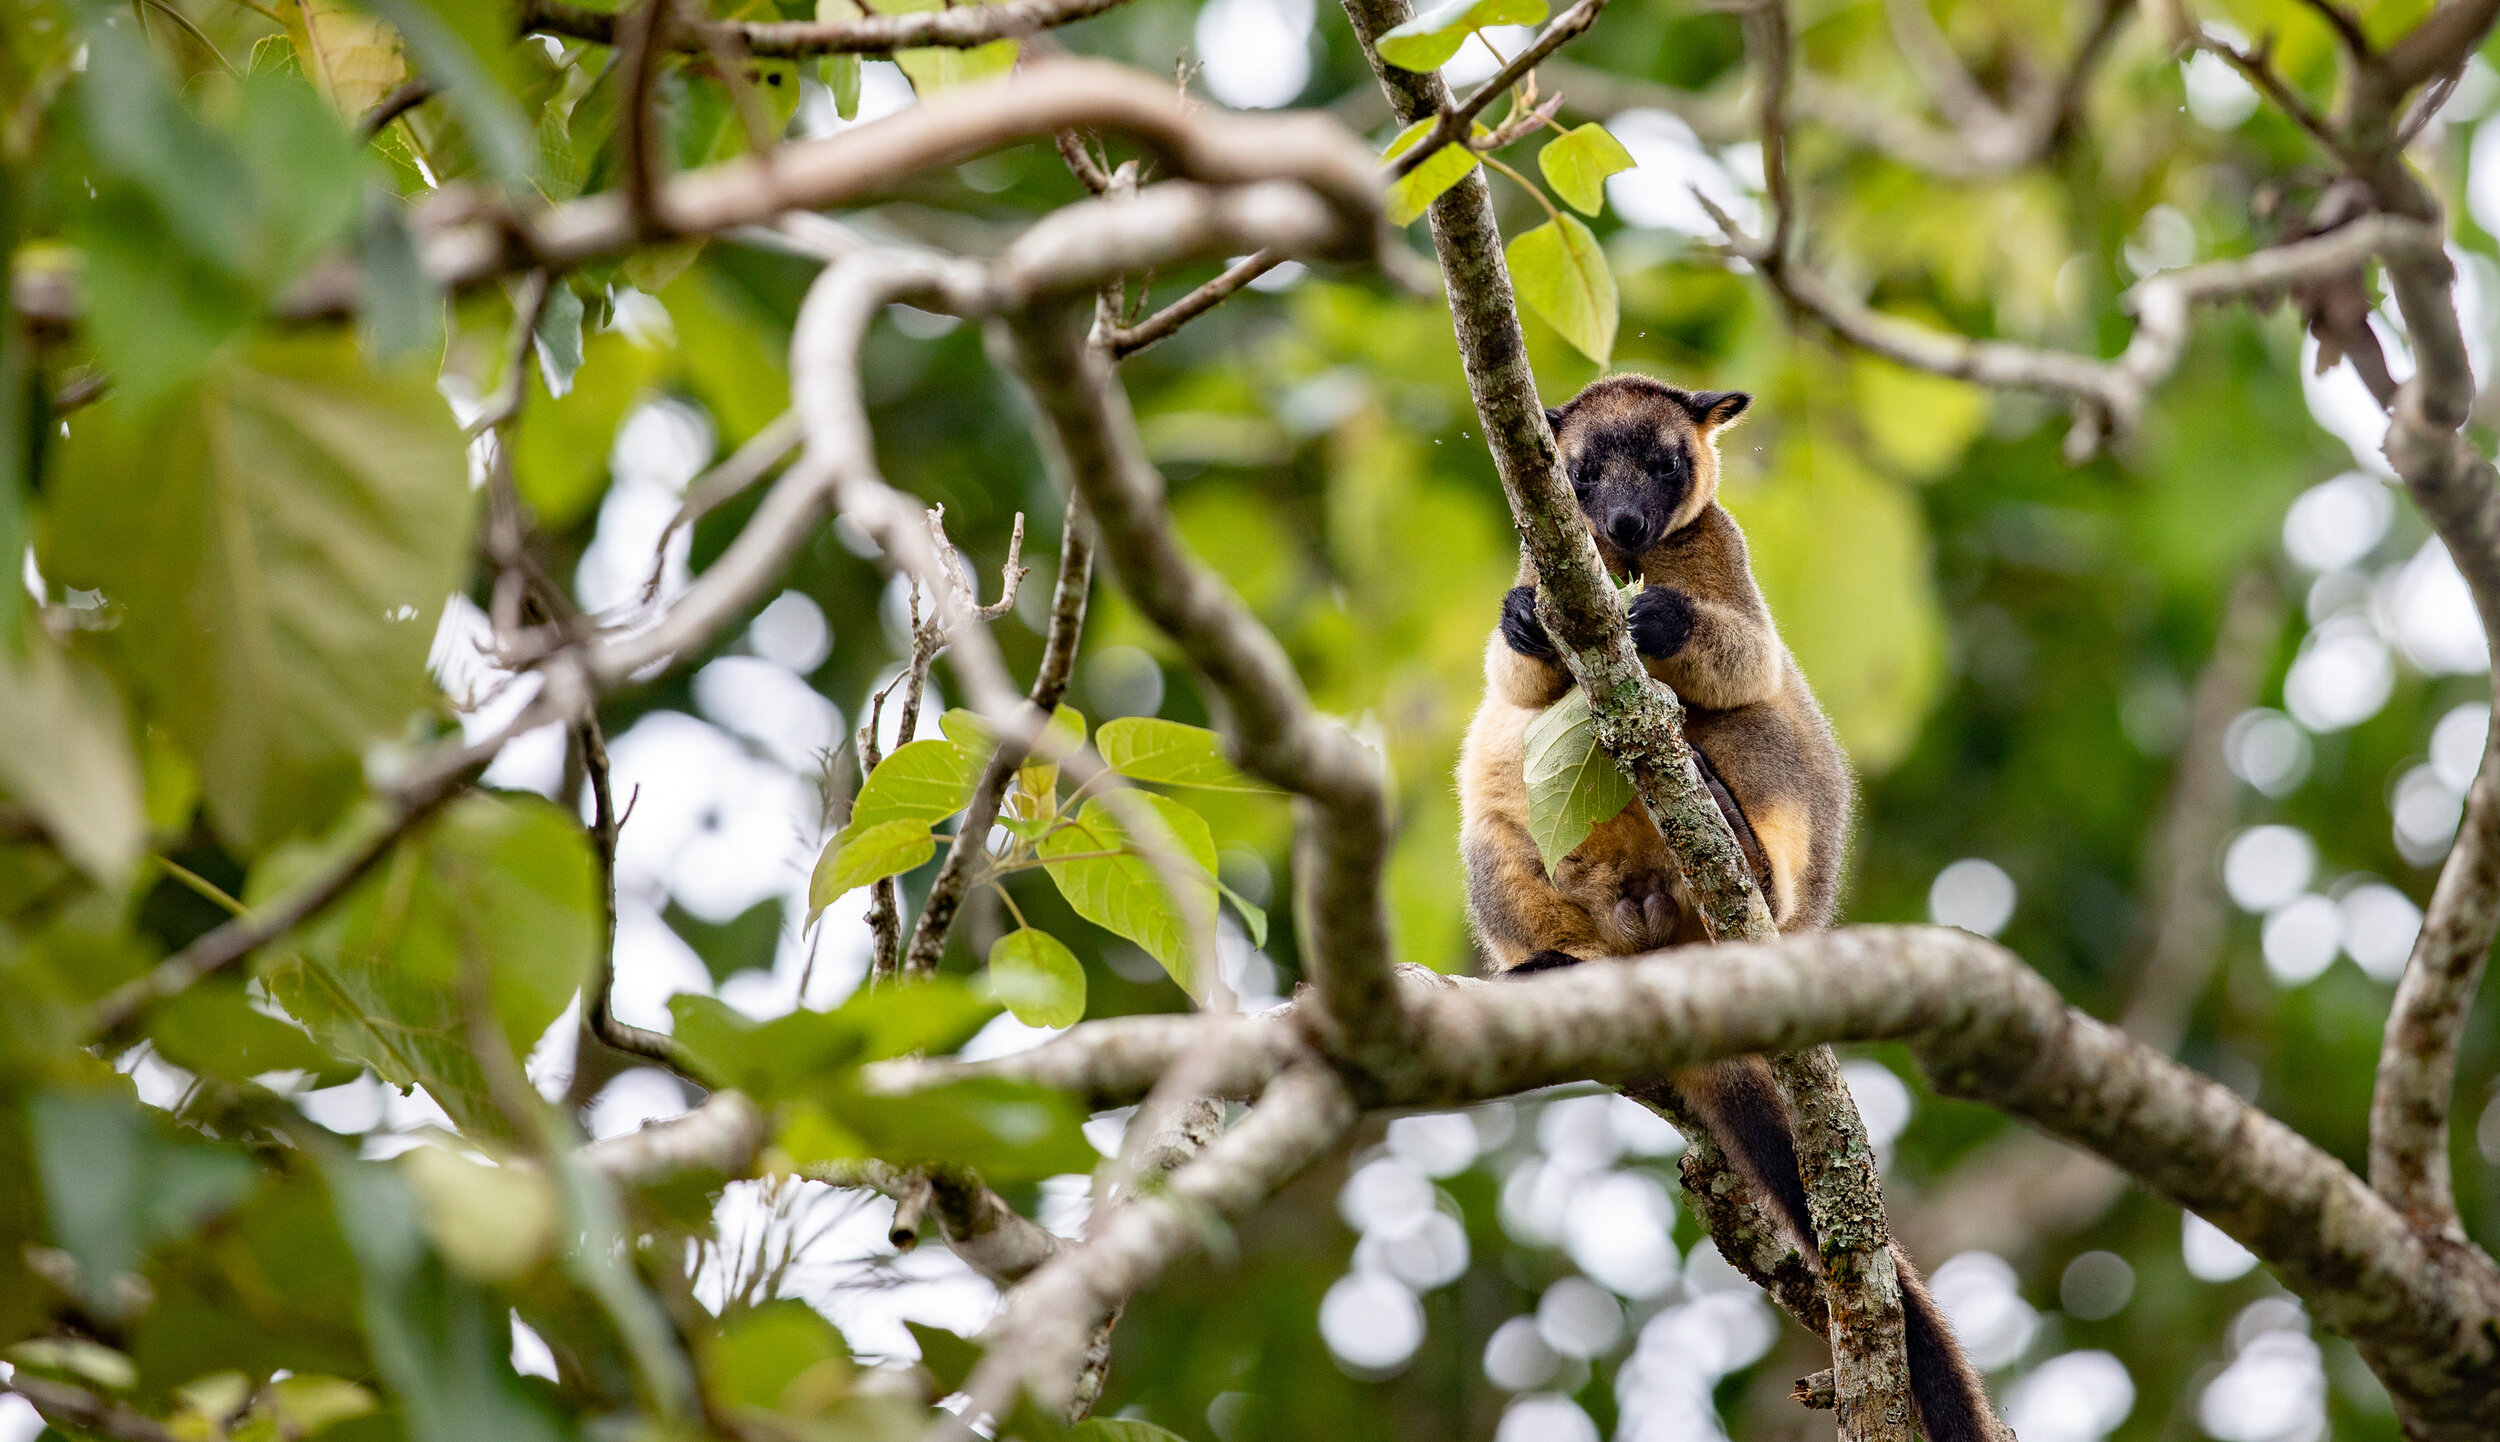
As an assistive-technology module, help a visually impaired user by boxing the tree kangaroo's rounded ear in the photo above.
[1545,405,1567,430]
[1684,390,1752,432]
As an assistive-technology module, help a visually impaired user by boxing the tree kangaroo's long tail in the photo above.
[1682,1057,2009,1442]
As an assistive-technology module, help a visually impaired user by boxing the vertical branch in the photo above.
[1335,0,1912,1431]
[578,716,703,1075]
[617,0,676,238]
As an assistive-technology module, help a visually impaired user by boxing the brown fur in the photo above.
[1459,373,1851,951]
[1463,376,2007,1442]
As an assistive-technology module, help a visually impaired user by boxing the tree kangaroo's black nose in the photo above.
[1606,511,1649,552]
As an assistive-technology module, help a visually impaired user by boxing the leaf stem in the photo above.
[156,857,247,917]
[1479,150,1562,226]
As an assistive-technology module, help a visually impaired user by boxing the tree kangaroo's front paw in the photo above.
[1609,872,1680,949]
[1628,586,1696,659]
[1501,586,1559,659]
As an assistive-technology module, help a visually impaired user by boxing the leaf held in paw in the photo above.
[1522,687,1636,871]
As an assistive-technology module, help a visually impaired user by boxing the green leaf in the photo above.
[1507,212,1617,365]
[825,1075,1096,1182]
[712,1300,852,1415]
[987,928,1085,1028]
[896,38,1019,92]
[668,981,999,1105]
[1218,880,1270,950]
[1374,0,1547,70]
[1095,717,1272,792]
[260,795,600,1139]
[1383,116,1483,227]
[150,981,351,1084]
[808,818,937,918]
[941,703,1086,758]
[904,1321,979,1396]
[29,1089,260,1320]
[824,53,861,120]
[664,898,786,987]
[0,630,145,885]
[1537,122,1635,215]
[399,1143,557,1282]
[359,0,537,186]
[1039,798,1216,997]
[1072,1422,1192,1442]
[1521,687,1635,871]
[317,1154,572,1442]
[531,279,585,395]
[46,334,475,853]
[851,738,985,830]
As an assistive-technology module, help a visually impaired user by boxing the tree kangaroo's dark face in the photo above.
[1546,376,1751,566]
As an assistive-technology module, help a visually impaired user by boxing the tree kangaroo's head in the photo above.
[1545,374,1751,565]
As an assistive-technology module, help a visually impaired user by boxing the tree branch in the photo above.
[1382,0,1612,182]
[1004,301,1406,1063]
[951,1064,1357,1423]
[1339,2,1918,1428]
[1100,250,1282,357]
[1,1372,175,1442]
[274,61,1387,320]
[900,500,1093,976]
[520,0,1135,59]
[577,714,705,1077]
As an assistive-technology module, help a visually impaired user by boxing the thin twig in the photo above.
[900,502,1093,976]
[1382,0,1611,182]
[357,78,439,139]
[1101,250,1282,357]
[578,715,706,1077]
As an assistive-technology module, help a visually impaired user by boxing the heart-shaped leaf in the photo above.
[808,818,937,919]
[852,738,984,829]
[1384,116,1485,227]
[1538,122,1635,215]
[987,927,1086,1028]
[1507,212,1617,364]
[1374,0,1548,72]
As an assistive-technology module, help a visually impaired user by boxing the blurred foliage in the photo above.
[0,0,2494,1439]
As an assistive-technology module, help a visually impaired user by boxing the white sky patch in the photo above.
[1603,109,1759,237]
[1195,0,1313,109]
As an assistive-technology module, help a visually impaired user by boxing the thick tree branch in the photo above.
[583,1089,768,1181]
[275,62,1386,320]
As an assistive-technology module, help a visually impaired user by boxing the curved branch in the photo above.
[1004,304,1407,1062]
[520,0,1133,59]
[281,61,1386,318]
[953,1064,1358,1422]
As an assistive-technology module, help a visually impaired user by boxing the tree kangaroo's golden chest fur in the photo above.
[1458,375,1852,959]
